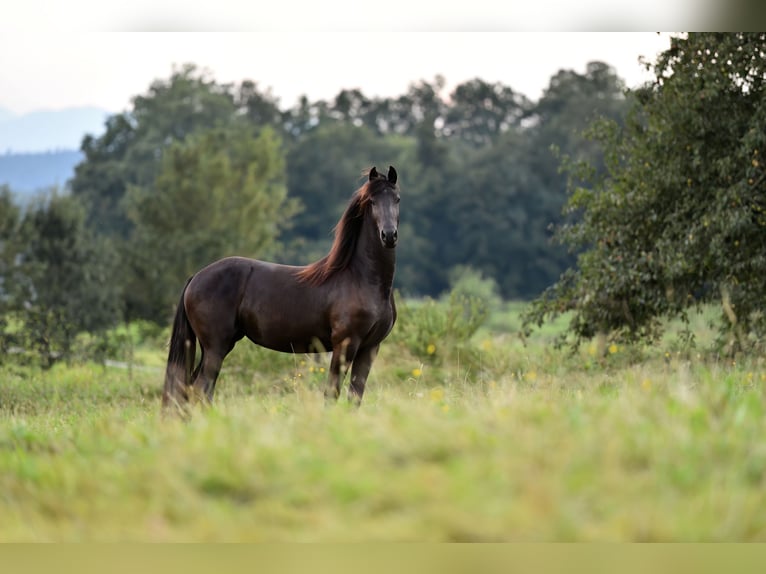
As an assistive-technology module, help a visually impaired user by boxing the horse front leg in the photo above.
[325,337,356,402]
[348,345,379,406]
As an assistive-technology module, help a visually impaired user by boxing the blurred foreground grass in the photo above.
[1,303,765,541]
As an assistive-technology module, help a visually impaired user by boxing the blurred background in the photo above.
[0,31,669,323]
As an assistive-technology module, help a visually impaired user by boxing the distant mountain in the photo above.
[0,106,109,153]
[0,150,83,196]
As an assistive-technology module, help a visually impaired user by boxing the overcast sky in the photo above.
[0,32,675,116]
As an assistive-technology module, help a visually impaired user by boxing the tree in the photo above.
[236,80,284,128]
[124,125,296,320]
[12,192,122,365]
[65,61,642,307]
[443,78,531,146]
[523,33,766,350]
[71,64,240,238]
[421,64,630,300]
[0,186,21,353]
[443,130,566,298]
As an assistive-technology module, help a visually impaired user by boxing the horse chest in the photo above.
[332,295,394,345]
[365,303,395,342]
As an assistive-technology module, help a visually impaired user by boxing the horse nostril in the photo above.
[381,229,397,245]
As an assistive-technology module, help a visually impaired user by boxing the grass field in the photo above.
[1,302,765,541]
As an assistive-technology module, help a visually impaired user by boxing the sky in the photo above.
[0,32,674,116]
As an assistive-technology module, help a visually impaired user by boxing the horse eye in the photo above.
[395,196,401,204]
[370,200,376,206]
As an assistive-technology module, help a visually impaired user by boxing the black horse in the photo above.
[162,166,400,411]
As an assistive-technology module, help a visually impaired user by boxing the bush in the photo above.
[447,265,502,312]
[390,290,488,368]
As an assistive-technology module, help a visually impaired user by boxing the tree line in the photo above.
[5,33,763,364]
[1,59,632,362]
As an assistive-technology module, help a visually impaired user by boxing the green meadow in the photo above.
[1,301,765,541]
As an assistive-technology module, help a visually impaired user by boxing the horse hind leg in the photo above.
[191,338,238,404]
[187,348,220,404]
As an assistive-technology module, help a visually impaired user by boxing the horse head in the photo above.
[367,165,400,249]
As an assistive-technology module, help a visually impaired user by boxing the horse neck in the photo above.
[352,211,396,298]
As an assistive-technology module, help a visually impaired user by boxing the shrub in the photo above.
[390,290,488,368]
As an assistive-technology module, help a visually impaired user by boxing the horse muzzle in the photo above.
[381,228,398,248]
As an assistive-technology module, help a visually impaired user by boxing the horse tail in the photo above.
[162,278,196,412]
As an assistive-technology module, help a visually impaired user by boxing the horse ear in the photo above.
[369,166,378,181]
[387,166,397,185]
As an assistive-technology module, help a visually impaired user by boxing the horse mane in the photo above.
[297,171,385,285]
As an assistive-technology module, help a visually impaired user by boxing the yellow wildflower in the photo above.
[426,343,436,355]
[430,388,444,401]
[412,368,422,378]
[608,343,618,354]
[641,379,652,391]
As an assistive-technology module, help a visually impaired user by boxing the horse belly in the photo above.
[243,310,332,354]
[249,334,332,354]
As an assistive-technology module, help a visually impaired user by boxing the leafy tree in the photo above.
[124,125,296,320]
[65,60,640,310]
[328,89,374,126]
[523,33,766,351]
[69,65,294,322]
[0,186,21,353]
[236,80,284,128]
[443,130,564,298]
[72,113,136,237]
[526,61,629,185]
[443,78,531,146]
[71,64,240,238]
[282,95,329,139]
[422,63,630,300]
[12,192,122,366]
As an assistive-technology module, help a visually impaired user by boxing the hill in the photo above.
[0,150,83,195]
[0,105,108,153]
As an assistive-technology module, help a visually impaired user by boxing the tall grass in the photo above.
[1,300,765,541]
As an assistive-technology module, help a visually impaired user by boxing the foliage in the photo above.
[523,33,766,352]
[0,186,20,353]
[389,290,488,367]
[71,64,245,238]
[447,265,503,312]
[6,192,121,366]
[124,125,296,320]
[443,78,531,146]
[64,61,632,317]
[0,56,643,360]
